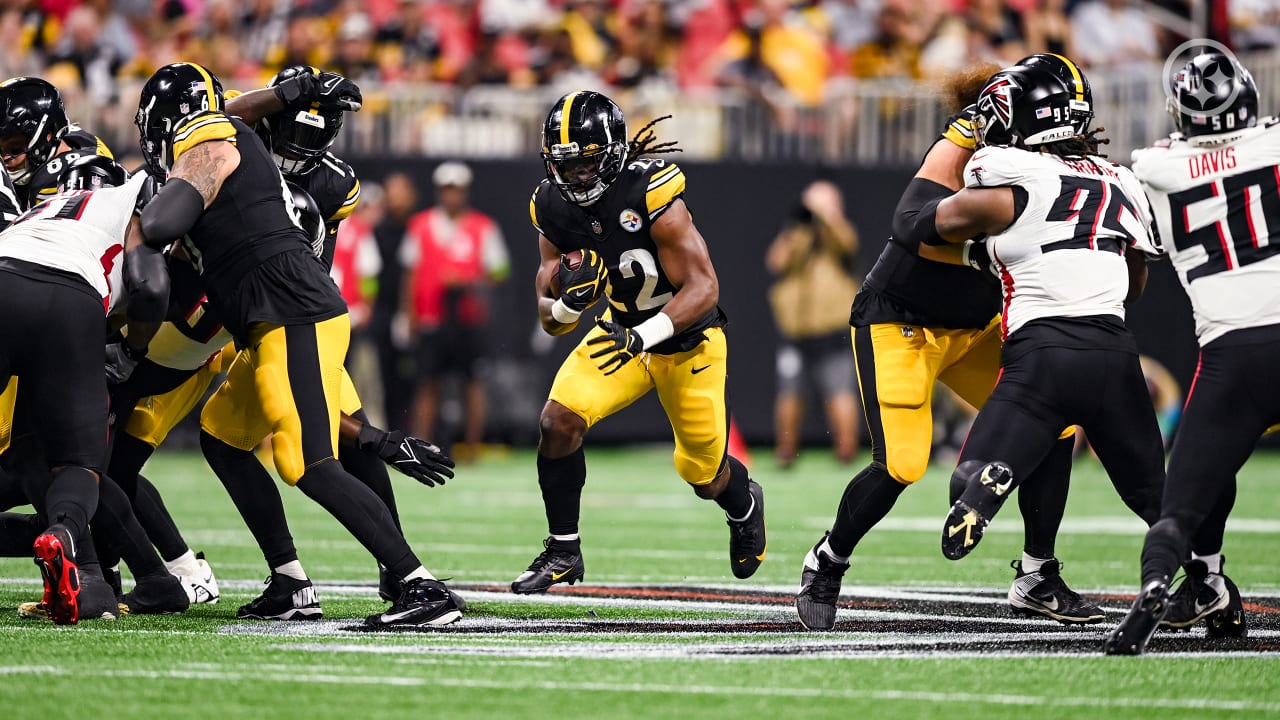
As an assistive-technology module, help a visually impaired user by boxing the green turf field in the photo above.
[2,446,1278,718]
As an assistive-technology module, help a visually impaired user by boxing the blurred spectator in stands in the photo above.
[332,12,383,86]
[335,181,386,417]
[46,4,127,105]
[457,25,532,88]
[921,0,1023,78]
[1069,0,1158,69]
[712,0,829,106]
[372,172,420,429]
[1023,0,1075,58]
[561,0,614,72]
[401,162,510,461]
[671,0,737,89]
[480,0,554,34]
[267,13,330,73]
[607,0,678,89]
[850,0,923,79]
[0,5,43,79]
[240,0,292,67]
[532,26,603,89]
[766,179,861,467]
[375,0,441,82]
[822,0,883,59]
[423,0,481,83]
[1231,0,1280,51]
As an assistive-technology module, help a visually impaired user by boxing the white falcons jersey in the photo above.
[0,172,147,313]
[1131,119,1280,346]
[964,146,1158,337]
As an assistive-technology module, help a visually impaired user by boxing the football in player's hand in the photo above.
[562,250,584,271]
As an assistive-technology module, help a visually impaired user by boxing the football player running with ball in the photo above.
[513,91,766,593]
[1107,51,1265,655]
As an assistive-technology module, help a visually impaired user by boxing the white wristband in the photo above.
[962,239,976,269]
[550,298,582,325]
[632,312,675,350]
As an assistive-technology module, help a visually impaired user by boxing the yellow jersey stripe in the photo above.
[331,180,361,221]
[645,168,685,218]
[647,164,680,188]
[559,92,580,146]
[187,63,220,111]
[943,116,977,151]
[173,116,237,163]
[1049,53,1085,103]
[529,188,542,232]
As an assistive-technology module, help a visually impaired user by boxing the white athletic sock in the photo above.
[818,538,850,565]
[725,496,755,523]
[403,566,436,582]
[1192,552,1223,575]
[164,549,198,577]
[273,560,308,581]
[551,533,580,543]
[1021,553,1050,573]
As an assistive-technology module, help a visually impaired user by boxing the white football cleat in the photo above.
[177,553,220,605]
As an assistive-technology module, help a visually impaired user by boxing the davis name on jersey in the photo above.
[965,145,1157,337]
[1132,119,1280,345]
[530,157,722,350]
[0,171,147,313]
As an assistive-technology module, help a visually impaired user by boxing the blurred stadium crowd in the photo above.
[2,0,1273,111]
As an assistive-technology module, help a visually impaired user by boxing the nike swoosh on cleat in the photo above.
[551,568,575,581]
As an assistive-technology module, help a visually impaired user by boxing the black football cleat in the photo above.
[236,573,323,621]
[941,462,1014,560]
[365,578,462,628]
[511,538,585,594]
[380,565,466,610]
[727,480,767,579]
[121,573,191,615]
[1104,578,1170,656]
[1160,557,1246,638]
[33,524,81,625]
[1008,559,1104,624]
[795,533,849,631]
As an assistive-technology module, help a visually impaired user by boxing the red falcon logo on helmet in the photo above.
[979,76,1017,130]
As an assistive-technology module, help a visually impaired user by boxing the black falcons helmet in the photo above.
[1170,51,1259,140]
[287,181,325,258]
[974,64,1081,149]
[1014,53,1093,136]
[135,62,225,176]
[0,77,70,186]
[259,66,343,177]
[57,153,129,193]
[541,90,627,206]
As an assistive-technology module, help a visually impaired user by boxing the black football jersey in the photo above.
[530,158,724,354]
[21,127,114,210]
[0,169,18,231]
[290,152,360,269]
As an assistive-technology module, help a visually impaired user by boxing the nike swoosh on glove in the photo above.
[358,423,456,487]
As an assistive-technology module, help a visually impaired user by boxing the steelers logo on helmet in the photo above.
[1163,41,1259,142]
[541,90,628,206]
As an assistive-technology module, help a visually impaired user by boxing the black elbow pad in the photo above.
[890,178,951,251]
[139,178,205,249]
[124,245,170,322]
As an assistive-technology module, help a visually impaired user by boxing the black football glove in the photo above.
[587,318,644,376]
[134,173,164,216]
[316,71,362,112]
[271,67,319,107]
[558,249,607,313]
[105,341,146,385]
[357,423,455,487]
[962,238,999,279]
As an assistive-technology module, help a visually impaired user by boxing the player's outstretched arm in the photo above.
[338,412,456,487]
[935,187,1016,244]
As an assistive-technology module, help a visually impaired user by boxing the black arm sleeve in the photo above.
[138,178,205,249]
[889,177,951,252]
[124,244,170,322]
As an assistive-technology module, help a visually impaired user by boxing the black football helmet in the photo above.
[0,77,70,186]
[135,62,225,176]
[541,90,627,206]
[57,154,129,193]
[1014,53,1093,136]
[973,64,1083,149]
[1169,51,1259,141]
[287,181,325,257]
[259,66,344,177]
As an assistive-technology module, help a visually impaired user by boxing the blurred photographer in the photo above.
[766,180,861,467]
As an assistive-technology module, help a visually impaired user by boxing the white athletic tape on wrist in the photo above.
[632,312,675,350]
[551,298,582,324]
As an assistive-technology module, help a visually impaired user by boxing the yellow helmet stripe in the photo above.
[1049,53,1085,103]
[187,62,220,111]
[559,91,581,147]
